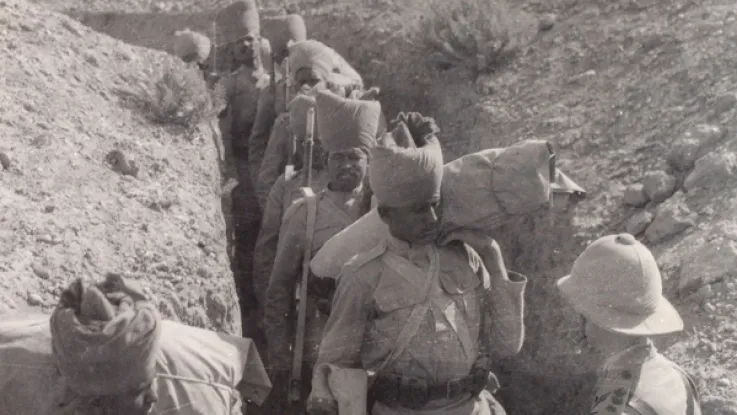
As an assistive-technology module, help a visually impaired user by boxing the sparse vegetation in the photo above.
[134,63,225,130]
[421,0,521,74]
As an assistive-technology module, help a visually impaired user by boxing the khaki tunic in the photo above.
[590,340,701,415]
[256,112,292,209]
[314,237,525,415]
[263,186,371,371]
[252,168,330,307]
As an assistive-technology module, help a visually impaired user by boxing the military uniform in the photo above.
[256,112,292,209]
[263,186,371,409]
[313,236,522,415]
[253,168,330,308]
[589,340,700,415]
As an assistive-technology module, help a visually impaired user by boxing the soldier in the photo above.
[306,114,527,415]
[252,93,330,314]
[256,40,365,210]
[263,89,385,412]
[556,233,702,415]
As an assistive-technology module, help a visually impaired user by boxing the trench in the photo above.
[66,8,598,415]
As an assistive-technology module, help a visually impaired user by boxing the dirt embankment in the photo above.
[0,0,241,336]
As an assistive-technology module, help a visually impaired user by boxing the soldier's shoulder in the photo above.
[342,242,387,276]
[282,189,321,221]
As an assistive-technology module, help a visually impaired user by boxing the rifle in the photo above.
[289,106,316,406]
[284,57,297,181]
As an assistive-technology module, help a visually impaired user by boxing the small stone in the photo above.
[667,124,726,171]
[645,194,696,243]
[626,211,654,235]
[31,263,50,279]
[693,284,716,301]
[197,267,212,279]
[684,152,737,192]
[717,378,732,388]
[43,205,55,213]
[703,302,717,313]
[712,94,737,116]
[538,13,557,31]
[623,183,649,207]
[642,170,677,204]
[0,152,10,170]
[27,293,44,306]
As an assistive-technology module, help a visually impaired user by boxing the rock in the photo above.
[623,183,649,207]
[702,397,737,415]
[667,124,726,171]
[679,240,737,293]
[692,284,716,301]
[712,94,737,116]
[684,152,737,192]
[538,13,557,32]
[717,378,732,388]
[642,170,677,204]
[644,194,696,243]
[626,211,653,235]
[31,263,50,279]
[27,293,44,306]
[0,152,10,170]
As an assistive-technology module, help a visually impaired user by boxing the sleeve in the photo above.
[315,267,372,369]
[256,115,290,209]
[263,200,307,371]
[247,86,277,182]
[252,176,288,307]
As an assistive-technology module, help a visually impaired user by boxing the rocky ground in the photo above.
[0,0,241,335]
[3,0,737,413]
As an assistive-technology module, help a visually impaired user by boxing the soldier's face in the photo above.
[326,148,368,192]
[379,199,441,245]
[295,67,324,90]
[231,35,257,68]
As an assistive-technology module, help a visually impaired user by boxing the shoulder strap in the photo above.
[371,247,439,379]
[627,397,658,415]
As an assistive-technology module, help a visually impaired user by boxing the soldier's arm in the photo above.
[252,175,289,307]
[256,115,290,209]
[263,200,307,371]
[315,265,373,369]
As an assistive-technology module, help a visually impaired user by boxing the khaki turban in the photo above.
[369,122,445,207]
[315,89,383,153]
[264,14,307,61]
[217,0,260,44]
[50,274,162,397]
[288,40,363,88]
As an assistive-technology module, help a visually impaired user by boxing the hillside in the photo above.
[0,0,241,335]
[3,0,737,413]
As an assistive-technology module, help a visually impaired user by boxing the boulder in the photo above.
[666,124,726,171]
[644,193,696,243]
[626,210,654,235]
[642,170,677,204]
[623,183,649,207]
[684,152,737,193]
[678,240,737,293]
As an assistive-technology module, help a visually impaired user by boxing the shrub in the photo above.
[135,63,225,130]
[421,0,521,74]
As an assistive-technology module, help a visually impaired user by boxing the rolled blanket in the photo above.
[173,29,212,64]
[50,273,162,397]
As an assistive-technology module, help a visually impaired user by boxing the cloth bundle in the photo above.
[311,137,586,279]
[315,89,384,153]
[50,273,162,397]
[173,29,212,64]
[288,40,363,89]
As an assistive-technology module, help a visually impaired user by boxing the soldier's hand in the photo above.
[393,112,440,146]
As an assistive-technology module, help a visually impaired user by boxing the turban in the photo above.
[369,122,444,207]
[50,274,162,397]
[264,14,307,60]
[216,0,260,45]
[173,29,212,64]
[288,93,318,141]
[288,40,363,88]
[315,89,383,153]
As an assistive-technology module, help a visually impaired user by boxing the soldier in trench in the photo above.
[556,233,702,415]
[263,88,384,413]
[306,113,525,415]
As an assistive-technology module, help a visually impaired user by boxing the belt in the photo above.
[372,368,493,410]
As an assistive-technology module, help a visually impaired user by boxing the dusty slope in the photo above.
[7,0,737,413]
[0,0,241,336]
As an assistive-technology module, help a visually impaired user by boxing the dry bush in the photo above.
[421,0,521,74]
[134,63,225,130]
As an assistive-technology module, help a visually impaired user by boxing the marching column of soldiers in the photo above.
[174,1,704,414]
